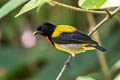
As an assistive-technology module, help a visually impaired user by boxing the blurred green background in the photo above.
[0,0,120,80]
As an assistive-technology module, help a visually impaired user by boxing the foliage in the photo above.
[0,0,28,19]
[76,76,96,80]
[114,73,120,80]
[15,0,52,17]
[0,0,120,80]
[78,0,120,9]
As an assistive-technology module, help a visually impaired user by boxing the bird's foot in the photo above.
[64,61,70,67]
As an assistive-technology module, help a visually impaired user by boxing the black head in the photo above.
[33,22,56,36]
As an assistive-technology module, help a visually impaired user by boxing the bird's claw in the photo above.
[64,61,70,66]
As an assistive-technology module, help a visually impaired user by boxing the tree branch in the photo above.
[56,54,73,80]
[88,7,120,36]
[104,9,112,18]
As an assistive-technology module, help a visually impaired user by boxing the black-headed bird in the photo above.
[33,22,106,57]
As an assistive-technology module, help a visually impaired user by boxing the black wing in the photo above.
[52,30,98,44]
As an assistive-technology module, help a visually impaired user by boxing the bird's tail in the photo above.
[94,45,106,52]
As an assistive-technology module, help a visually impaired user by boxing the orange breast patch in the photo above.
[45,36,53,45]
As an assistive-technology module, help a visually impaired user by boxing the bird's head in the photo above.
[33,22,56,36]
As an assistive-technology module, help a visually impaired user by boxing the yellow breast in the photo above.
[52,25,77,37]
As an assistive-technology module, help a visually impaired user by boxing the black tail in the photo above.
[94,45,106,52]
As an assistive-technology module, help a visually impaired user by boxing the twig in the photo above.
[56,54,73,80]
[104,9,112,18]
[88,7,120,36]
[51,1,106,14]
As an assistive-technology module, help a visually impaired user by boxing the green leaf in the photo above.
[114,59,120,69]
[0,0,28,19]
[101,0,120,9]
[114,73,120,80]
[15,0,51,18]
[78,0,106,9]
[76,76,96,80]
[78,0,120,9]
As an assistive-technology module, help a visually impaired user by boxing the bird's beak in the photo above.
[33,31,41,35]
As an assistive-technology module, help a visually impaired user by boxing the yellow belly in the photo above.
[54,43,96,55]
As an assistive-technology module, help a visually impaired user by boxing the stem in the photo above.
[51,1,106,14]
[88,7,120,36]
[87,13,111,80]
[104,9,112,18]
[56,54,73,80]
[98,52,111,80]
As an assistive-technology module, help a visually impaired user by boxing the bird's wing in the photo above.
[52,30,98,44]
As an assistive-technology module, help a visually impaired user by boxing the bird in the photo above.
[33,22,106,57]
